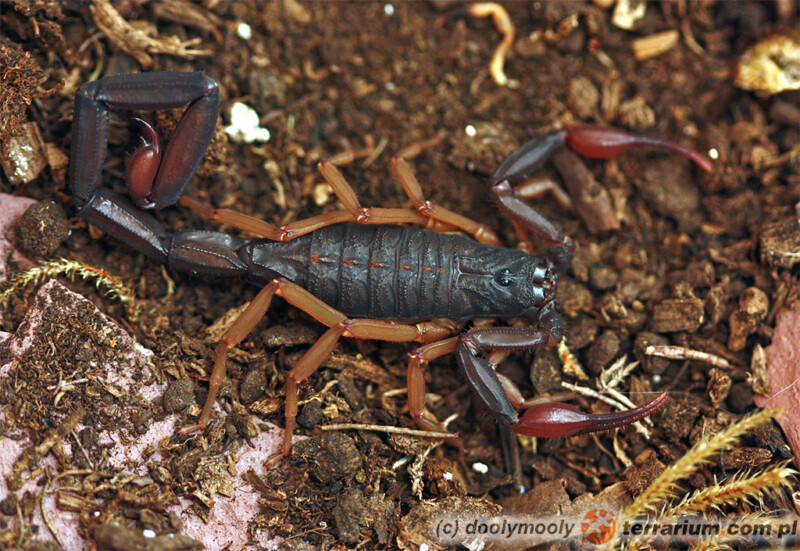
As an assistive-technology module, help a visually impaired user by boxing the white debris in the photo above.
[237,22,252,40]
[224,102,271,144]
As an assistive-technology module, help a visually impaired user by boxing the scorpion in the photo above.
[69,72,712,465]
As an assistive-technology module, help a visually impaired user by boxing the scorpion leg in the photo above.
[267,314,459,467]
[180,133,501,246]
[316,134,500,242]
[176,275,458,462]
[182,276,353,436]
[294,132,504,244]
[407,338,463,441]
[182,161,435,241]
[390,157,502,245]
[180,143,438,241]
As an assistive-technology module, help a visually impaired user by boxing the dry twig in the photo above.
[90,0,211,68]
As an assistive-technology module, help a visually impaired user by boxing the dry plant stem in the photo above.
[550,148,620,232]
[645,345,739,370]
[319,423,456,439]
[39,469,94,548]
[465,3,516,87]
[90,0,211,68]
[39,471,62,549]
[612,433,633,467]
[623,408,783,519]
[410,442,439,499]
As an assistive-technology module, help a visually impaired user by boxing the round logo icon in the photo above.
[581,508,616,545]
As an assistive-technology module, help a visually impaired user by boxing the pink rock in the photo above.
[169,429,285,550]
[0,279,286,549]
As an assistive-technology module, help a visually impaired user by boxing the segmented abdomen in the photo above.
[244,224,457,319]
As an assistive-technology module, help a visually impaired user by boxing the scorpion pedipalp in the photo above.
[511,392,669,438]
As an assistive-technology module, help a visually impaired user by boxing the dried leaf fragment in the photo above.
[754,302,800,465]
[735,32,800,95]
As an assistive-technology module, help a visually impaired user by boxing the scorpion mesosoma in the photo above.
[70,72,711,464]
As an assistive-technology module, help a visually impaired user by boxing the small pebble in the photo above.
[163,378,195,413]
[567,75,600,119]
[15,201,70,256]
[589,264,618,291]
[239,369,266,404]
[586,330,620,375]
[0,495,17,516]
[297,401,323,428]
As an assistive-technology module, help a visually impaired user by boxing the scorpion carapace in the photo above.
[69,71,709,464]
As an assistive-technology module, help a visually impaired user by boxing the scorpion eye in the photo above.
[495,269,513,287]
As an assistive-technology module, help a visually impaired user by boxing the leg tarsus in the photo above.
[408,338,463,447]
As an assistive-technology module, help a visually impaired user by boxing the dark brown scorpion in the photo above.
[69,72,712,464]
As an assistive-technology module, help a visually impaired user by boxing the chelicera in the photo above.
[69,72,711,464]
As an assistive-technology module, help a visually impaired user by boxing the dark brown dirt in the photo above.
[1,1,799,549]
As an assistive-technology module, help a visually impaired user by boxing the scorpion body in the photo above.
[69,72,712,464]
[243,223,550,321]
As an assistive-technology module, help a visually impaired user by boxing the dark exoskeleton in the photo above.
[70,72,711,463]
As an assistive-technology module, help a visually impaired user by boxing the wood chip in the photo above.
[632,30,680,61]
[0,122,46,185]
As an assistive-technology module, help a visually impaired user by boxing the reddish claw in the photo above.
[126,118,162,209]
[511,391,669,438]
[565,125,713,173]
